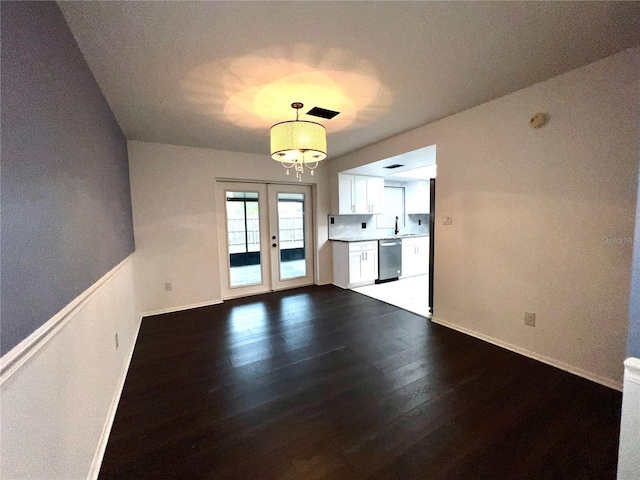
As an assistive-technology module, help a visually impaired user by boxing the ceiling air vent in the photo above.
[307,107,340,120]
[383,164,405,169]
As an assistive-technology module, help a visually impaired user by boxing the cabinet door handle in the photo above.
[352,205,355,213]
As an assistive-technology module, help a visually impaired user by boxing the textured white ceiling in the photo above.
[59,1,640,160]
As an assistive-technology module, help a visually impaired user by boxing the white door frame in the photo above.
[218,182,271,299]
[217,181,315,300]
[268,183,314,291]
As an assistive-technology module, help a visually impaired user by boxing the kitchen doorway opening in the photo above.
[333,144,436,317]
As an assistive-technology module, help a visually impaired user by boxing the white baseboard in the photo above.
[0,256,132,384]
[431,316,623,391]
[142,299,223,318]
[88,315,142,480]
[624,358,640,385]
[618,357,640,480]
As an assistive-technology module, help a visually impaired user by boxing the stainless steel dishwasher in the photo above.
[377,239,402,283]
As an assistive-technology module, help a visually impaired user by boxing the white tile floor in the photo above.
[353,274,430,317]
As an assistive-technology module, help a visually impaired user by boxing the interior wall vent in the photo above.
[383,164,405,169]
[307,107,340,119]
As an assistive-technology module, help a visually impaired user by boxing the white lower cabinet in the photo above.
[333,237,427,288]
[401,236,429,278]
[333,241,379,288]
[350,249,377,284]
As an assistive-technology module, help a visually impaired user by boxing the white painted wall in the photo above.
[128,141,332,315]
[618,358,640,479]
[0,255,140,479]
[329,47,640,388]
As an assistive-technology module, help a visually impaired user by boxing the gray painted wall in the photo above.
[628,149,640,358]
[1,2,135,354]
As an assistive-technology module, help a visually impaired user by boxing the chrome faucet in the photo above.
[394,216,399,235]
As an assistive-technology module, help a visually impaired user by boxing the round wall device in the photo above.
[529,112,547,128]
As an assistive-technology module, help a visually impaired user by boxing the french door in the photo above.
[218,182,314,299]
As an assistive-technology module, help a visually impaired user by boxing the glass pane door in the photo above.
[226,191,261,287]
[218,182,314,299]
[219,183,270,299]
[277,193,306,280]
[269,184,314,291]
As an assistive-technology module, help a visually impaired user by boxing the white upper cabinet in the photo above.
[338,174,384,214]
[353,175,368,212]
[338,174,355,214]
[366,177,384,214]
[405,180,430,214]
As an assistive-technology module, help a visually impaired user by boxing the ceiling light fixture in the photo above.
[270,102,327,181]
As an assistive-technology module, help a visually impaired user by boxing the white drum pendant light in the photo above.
[270,102,327,181]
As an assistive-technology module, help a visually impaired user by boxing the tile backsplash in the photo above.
[328,213,430,240]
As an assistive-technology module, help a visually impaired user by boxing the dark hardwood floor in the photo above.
[100,285,622,479]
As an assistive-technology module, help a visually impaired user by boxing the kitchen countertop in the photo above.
[329,233,429,242]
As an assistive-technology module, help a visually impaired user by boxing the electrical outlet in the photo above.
[443,215,453,225]
[115,332,119,349]
[524,312,536,327]
[165,282,173,291]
